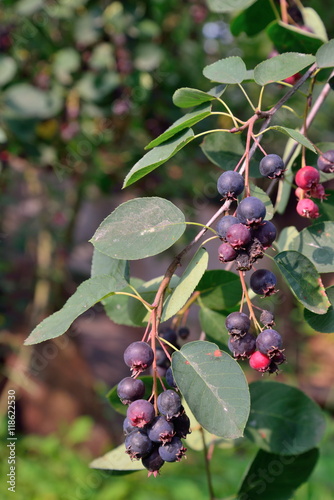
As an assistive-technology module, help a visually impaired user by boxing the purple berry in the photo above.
[172,412,191,439]
[156,347,170,368]
[159,327,178,347]
[124,341,154,374]
[216,215,239,240]
[125,430,153,459]
[117,377,146,405]
[166,367,178,389]
[142,448,165,477]
[317,150,334,173]
[226,223,251,249]
[178,326,190,340]
[228,332,256,359]
[225,312,250,337]
[123,417,137,436]
[157,390,181,420]
[158,437,187,462]
[250,269,277,296]
[217,170,245,199]
[260,310,275,327]
[127,399,155,428]
[259,154,285,179]
[252,220,277,249]
[256,329,283,357]
[236,196,266,226]
[218,242,238,263]
[147,416,175,444]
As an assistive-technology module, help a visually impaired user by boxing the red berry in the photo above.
[295,166,320,190]
[283,73,302,85]
[295,187,305,200]
[296,198,319,219]
[249,351,271,372]
[309,184,327,200]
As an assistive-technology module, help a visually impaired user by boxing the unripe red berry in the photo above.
[283,72,302,85]
[295,166,320,190]
[309,184,327,200]
[296,198,319,219]
[249,351,271,372]
[295,187,305,200]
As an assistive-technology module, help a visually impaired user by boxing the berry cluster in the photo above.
[118,340,190,476]
[226,310,285,374]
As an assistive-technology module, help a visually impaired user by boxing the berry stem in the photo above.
[200,426,215,500]
[238,271,261,332]
[237,83,256,111]
[150,311,159,415]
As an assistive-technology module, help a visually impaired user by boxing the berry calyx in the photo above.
[250,269,277,297]
[256,329,283,357]
[309,184,327,200]
[147,416,175,444]
[259,154,285,179]
[249,351,271,372]
[252,220,277,249]
[295,166,320,190]
[142,448,165,477]
[124,341,154,374]
[158,437,187,462]
[127,399,155,428]
[228,332,256,359]
[236,196,266,226]
[217,170,245,199]
[296,198,319,219]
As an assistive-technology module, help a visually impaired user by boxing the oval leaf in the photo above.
[274,250,330,314]
[254,52,315,86]
[267,21,324,54]
[91,248,129,280]
[203,56,247,84]
[24,274,128,345]
[161,247,209,321]
[199,307,228,350]
[103,278,144,327]
[91,197,186,260]
[238,448,319,500]
[266,126,316,152]
[206,0,256,13]
[122,129,194,188]
[172,341,250,438]
[196,269,242,311]
[231,0,276,37]
[245,381,325,455]
[316,39,334,68]
[172,85,226,108]
[304,286,334,333]
[4,83,63,119]
[90,444,145,473]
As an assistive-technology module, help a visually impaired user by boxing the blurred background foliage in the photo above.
[1,0,334,498]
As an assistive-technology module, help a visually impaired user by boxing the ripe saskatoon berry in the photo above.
[296,198,319,219]
[260,310,275,327]
[218,242,238,263]
[250,269,277,296]
[236,196,266,226]
[123,417,137,436]
[249,351,271,372]
[295,166,320,190]
[156,347,170,368]
[259,154,285,179]
[217,170,245,199]
[172,412,191,439]
[216,215,239,240]
[117,377,146,405]
[147,416,175,444]
[225,311,251,337]
[178,326,190,340]
[256,329,283,357]
[317,149,334,173]
[228,333,256,359]
[142,448,165,477]
[166,367,178,389]
[252,220,277,249]
[159,327,178,347]
[125,430,153,459]
[158,437,187,462]
[127,399,155,428]
[272,351,286,365]
[226,223,251,249]
[124,341,154,374]
[157,390,182,420]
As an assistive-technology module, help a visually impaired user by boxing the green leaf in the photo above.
[266,126,316,153]
[206,0,256,13]
[16,0,44,15]
[162,248,209,321]
[276,226,300,252]
[199,307,228,350]
[89,444,145,473]
[91,248,129,281]
[302,8,328,42]
[230,0,276,37]
[24,274,129,345]
[304,286,334,333]
[145,103,212,150]
[238,448,319,500]
[172,85,226,108]
[289,221,334,273]
[248,184,274,220]
[254,52,315,86]
[91,197,186,260]
[4,84,63,119]
[267,21,324,55]
[245,381,326,455]
[203,56,247,84]
[123,129,194,188]
[103,278,144,327]
[0,56,17,87]
[172,341,250,438]
[196,269,242,311]
[274,250,330,314]
[200,132,262,177]
[316,39,334,68]
[53,48,81,84]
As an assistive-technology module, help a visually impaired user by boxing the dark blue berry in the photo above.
[260,310,275,327]
[125,430,153,459]
[172,413,191,439]
[228,333,256,359]
[236,196,266,226]
[123,417,137,436]
[259,154,285,179]
[127,399,155,428]
[159,327,178,347]
[216,215,239,240]
[156,347,170,368]
[147,416,175,444]
[226,223,251,249]
[256,329,283,356]
[225,312,250,337]
[252,220,277,249]
[166,367,178,389]
[124,341,154,374]
[142,448,165,477]
[218,242,238,263]
[317,150,334,173]
[250,269,277,296]
[157,390,181,420]
[217,171,245,199]
[117,377,146,405]
[178,326,190,340]
[158,437,187,462]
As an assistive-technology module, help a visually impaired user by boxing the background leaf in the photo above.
[0,55,17,87]
[91,197,186,260]
[267,21,324,54]
[4,84,63,119]
[172,341,250,438]
[274,250,330,314]
[89,444,145,473]
[245,381,326,455]
[196,269,242,311]
[91,248,129,281]
[206,0,256,13]
[316,39,334,68]
[230,0,276,37]
[203,56,247,84]
[199,307,228,350]
[266,126,316,152]
[254,52,315,86]
[304,286,334,333]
